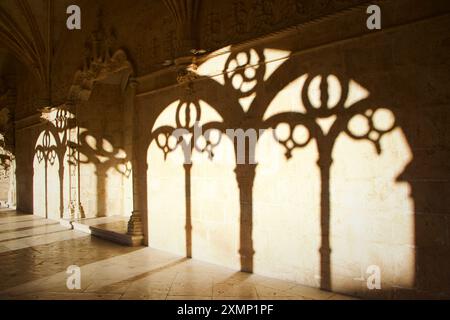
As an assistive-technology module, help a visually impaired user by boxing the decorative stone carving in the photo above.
[131,15,177,74]
[176,58,199,85]
[202,0,367,50]
[251,0,276,32]
[67,10,133,104]
[204,11,223,47]
[0,78,16,209]
[232,0,250,35]
[0,80,15,156]
[68,49,133,104]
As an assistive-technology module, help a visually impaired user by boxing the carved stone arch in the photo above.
[47,27,138,223]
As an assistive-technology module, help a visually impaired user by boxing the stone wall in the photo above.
[15,119,41,214]
[134,0,450,299]
[77,83,131,218]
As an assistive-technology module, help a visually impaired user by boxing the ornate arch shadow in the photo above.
[145,43,404,292]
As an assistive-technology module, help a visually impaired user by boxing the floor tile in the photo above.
[0,210,357,301]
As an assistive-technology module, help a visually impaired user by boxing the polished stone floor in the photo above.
[0,210,356,300]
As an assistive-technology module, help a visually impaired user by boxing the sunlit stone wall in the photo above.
[136,2,450,299]
[76,84,132,219]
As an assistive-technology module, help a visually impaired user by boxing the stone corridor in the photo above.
[0,210,354,300]
[1,0,449,300]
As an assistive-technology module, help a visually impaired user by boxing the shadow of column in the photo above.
[58,154,65,219]
[317,143,333,291]
[235,163,257,273]
[44,159,48,219]
[184,163,193,258]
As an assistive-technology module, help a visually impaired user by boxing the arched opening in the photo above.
[33,130,60,220]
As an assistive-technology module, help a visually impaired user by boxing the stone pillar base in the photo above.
[127,210,143,236]
[91,226,144,247]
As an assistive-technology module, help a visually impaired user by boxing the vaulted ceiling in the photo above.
[0,0,56,100]
[0,0,198,106]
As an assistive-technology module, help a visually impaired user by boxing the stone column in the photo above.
[7,158,16,208]
[126,80,144,245]
[68,101,84,221]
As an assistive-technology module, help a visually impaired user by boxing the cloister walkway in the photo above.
[0,210,355,300]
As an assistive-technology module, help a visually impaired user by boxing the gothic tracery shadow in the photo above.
[145,42,412,294]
